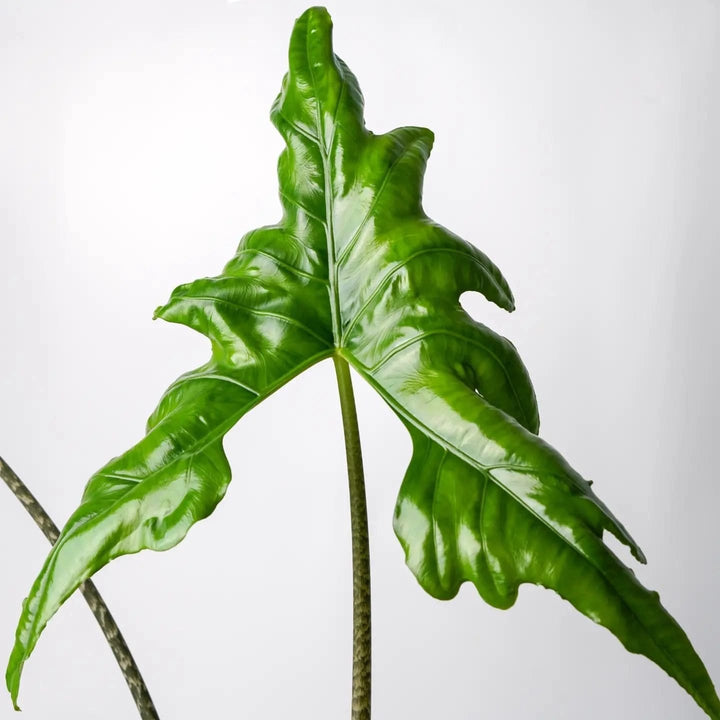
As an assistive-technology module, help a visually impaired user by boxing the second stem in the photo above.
[333,354,371,720]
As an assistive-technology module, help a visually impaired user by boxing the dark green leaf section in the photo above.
[5,13,337,705]
[6,267,332,707]
[394,429,719,719]
[8,6,719,718]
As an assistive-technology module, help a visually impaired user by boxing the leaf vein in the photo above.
[342,247,512,343]
[279,191,327,227]
[335,138,426,269]
[232,248,328,285]
[180,295,332,347]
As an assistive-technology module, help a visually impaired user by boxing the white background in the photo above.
[1,1,719,718]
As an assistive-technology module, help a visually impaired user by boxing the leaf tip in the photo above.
[297,5,332,25]
[6,659,22,712]
[289,6,336,78]
[293,5,333,51]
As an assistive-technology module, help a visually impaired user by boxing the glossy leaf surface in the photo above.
[7,6,719,717]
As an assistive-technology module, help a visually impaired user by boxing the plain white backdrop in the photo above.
[1,1,719,718]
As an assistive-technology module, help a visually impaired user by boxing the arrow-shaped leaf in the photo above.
[7,6,719,717]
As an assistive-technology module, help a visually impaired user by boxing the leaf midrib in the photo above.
[305,21,343,345]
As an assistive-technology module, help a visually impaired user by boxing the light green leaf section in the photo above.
[8,6,718,718]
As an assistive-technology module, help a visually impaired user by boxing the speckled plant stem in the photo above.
[0,455,160,719]
[333,355,372,720]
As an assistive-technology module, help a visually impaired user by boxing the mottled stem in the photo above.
[333,355,371,720]
[0,455,160,719]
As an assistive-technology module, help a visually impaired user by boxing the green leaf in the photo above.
[7,6,719,717]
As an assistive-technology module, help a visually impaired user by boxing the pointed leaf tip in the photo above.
[6,662,21,711]
[152,300,178,321]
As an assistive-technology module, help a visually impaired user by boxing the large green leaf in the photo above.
[7,6,718,717]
